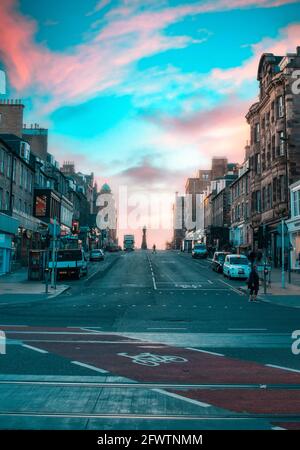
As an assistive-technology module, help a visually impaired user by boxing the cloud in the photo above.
[86,0,111,16]
[0,0,297,116]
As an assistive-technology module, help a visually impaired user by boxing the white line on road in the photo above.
[219,279,243,294]
[228,328,268,331]
[153,388,211,408]
[71,361,109,374]
[185,347,224,357]
[80,327,102,333]
[265,364,300,374]
[147,256,157,290]
[22,344,48,354]
[147,327,187,330]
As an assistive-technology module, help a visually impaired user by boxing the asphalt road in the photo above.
[1,249,300,430]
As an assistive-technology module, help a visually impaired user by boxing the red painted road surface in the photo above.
[5,327,300,415]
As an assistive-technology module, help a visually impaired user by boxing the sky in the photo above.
[0,0,300,247]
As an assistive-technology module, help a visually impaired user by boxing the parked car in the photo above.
[90,249,105,262]
[211,252,230,273]
[223,254,251,279]
[192,243,208,259]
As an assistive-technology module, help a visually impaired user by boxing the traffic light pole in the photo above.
[51,217,57,289]
[281,219,285,289]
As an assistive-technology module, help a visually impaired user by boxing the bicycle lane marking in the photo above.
[12,328,300,415]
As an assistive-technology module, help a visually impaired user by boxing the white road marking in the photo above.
[185,347,224,357]
[219,279,243,294]
[71,361,109,373]
[80,327,102,333]
[147,327,187,330]
[228,328,267,331]
[265,364,300,374]
[22,344,48,354]
[272,426,287,430]
[208,280,213,285]
[153,388,211,408]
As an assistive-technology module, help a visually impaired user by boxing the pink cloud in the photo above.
[0,0,297,115]
[209,23,300,91]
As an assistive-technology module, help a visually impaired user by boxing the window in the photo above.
[12,158,16,182]
[20,165,24,187]
[272,135,276,160]
[279,131,285,156]
[254,123,260,143]
[0,188,3,209]
[18,199,21,211]
[277,95,284,118]
[0,148,4,173]
[292,191,299,217]
[280,175,286,202]
[255,153,261,174]
[7,154,11,178]
[267,184,272,209]
[262,187,266,211]
[5,191,9,210]
[256,190,261,213]
[24,169,28,190]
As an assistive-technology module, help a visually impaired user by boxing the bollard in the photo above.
[45,268,49,294]
[263,266,268,294]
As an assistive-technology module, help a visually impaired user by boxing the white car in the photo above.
[223,254,250,279]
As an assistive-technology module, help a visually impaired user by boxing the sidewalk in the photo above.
[0,267,69,299]
[0,253,120,301]
[239,266,300,309]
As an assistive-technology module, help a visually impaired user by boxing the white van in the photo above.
[48,249,88,279]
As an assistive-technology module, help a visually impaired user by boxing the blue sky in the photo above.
[0,0,299,244]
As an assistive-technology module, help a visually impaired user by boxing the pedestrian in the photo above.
[247,265,259,302]
[152,244,156,254]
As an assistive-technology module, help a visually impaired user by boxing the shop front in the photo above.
[0,213,19,275]
[287,218,300,270]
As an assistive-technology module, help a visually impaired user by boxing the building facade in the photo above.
[287,180,300,270]
[246,47,300,266]
[229,159,251,253]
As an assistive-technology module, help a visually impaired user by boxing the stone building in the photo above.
[0,134,45,266]
[229,157,251,253]
[22,124,48,161]
[0,99,24,137]
[210,174,237,250]
[246,47,300,266]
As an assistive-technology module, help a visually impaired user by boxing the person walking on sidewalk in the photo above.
[152,244,156,254]
[248,265,259,302]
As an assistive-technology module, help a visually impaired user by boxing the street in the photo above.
[1,250,300,430]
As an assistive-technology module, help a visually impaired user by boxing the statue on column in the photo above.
[141,226,148,250]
